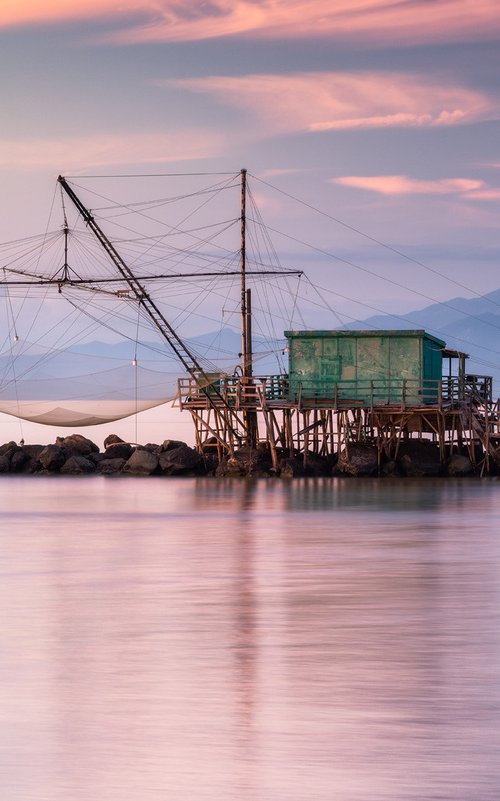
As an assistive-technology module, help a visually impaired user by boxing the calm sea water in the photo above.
[1,476,500,801]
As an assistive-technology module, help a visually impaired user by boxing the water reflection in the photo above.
[1,476,500,800]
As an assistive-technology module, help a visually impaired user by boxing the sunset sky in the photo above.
[1,1,499,310]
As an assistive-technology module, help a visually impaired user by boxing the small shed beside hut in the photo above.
[284,329,446,406]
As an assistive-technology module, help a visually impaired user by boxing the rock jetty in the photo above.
[0,434,205,477]
[0,433,483,477]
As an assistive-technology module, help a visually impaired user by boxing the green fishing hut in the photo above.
[284,329,445,405]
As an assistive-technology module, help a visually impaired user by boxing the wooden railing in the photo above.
[284,378,441,408]
[178,372,494,411]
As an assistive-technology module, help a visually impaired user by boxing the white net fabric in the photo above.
[0,363,181,426]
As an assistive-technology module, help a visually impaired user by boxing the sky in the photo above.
[0,0,499,444]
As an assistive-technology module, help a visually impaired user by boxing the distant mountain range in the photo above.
[0,328,286,383]
[343,287,500,389]
[3,289,500,394]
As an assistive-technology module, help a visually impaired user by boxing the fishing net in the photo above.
[0,173,296,428]
[0,361,181,426]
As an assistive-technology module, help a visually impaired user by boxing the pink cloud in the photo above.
[0,131,221,171]
[0,0,132,27]
[310,111,469,132]
[166,72,495,134]
[464,189,500,200]
[1,1,499,47]
[330,175,500,200]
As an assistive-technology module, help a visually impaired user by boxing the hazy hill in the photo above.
[344,288,500,389]
[0,328,286,382]
[3,290,500,395]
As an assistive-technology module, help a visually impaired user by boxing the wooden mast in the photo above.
[240,168,248,376]
[240,169,258,447]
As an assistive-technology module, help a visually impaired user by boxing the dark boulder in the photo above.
[279,456,307,478]
[215,457,245,477]
[10,448,29,473]
[61,455,96,475]
[335,444,379,477]
[38,445,66,472]
[200,437,219,455]
[104,442,133,460]
[0,441,18,457]
[142,442,161,454]
[17,445,45,474]
[397,440,442,477]
[303,452,331,476]
[446,453,474,477]
[161,439,187,452]
[0,444,24,472]
[104,433,125,449]
[202,452,220,475]
[122,448,159,476]
[215,445,273,477]
[23,444,44,460]
[380,459,400,477]
[88,451,106,466]
[99,457,126,475]
[56,434,99,457]
[158,444,204,475]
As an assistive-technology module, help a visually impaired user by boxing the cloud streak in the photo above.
[330,175,500,200]
[1,1,499,47]
[0,131,221,171]
[166,72,496,134]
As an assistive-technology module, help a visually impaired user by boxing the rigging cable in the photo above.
[248,216,500,340]
[250,172,500,313]
[2,281,24,441]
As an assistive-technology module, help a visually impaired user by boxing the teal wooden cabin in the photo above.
[284,329,446,406]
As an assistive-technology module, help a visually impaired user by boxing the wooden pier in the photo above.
[178,335,500,476]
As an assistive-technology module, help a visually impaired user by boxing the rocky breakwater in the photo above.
[0,434,206,477]
[0,434,479,477]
